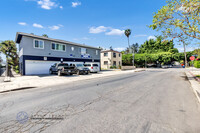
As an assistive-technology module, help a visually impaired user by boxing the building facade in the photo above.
[101,50,122,69]
[16,32,101,75]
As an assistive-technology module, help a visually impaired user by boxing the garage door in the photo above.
[25,60,59,75]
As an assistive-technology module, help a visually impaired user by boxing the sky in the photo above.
[0,0,199,62]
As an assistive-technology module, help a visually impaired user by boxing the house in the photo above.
[101,50,122,69]
[15,32,101,75]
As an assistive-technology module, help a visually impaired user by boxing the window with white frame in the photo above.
[80,48,87,55]
[51,43,66,51]
[104,52,108,57]
[34,40,44,49]
[96,50,98,55]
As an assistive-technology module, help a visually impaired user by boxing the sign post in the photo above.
[190,56,195,71]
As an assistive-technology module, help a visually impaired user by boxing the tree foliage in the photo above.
[0,40,19,73]
[149,0,200,40]
[138,36,177,54]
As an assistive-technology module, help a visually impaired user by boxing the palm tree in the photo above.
[124,29,131,53]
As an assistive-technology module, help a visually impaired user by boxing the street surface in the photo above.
[0,68,200,133]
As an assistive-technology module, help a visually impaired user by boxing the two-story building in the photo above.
[15,32,101,75]
[101,50,122,69]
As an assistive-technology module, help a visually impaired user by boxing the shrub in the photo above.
[194,61,200,68]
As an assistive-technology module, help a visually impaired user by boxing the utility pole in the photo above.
[133,47,135,69]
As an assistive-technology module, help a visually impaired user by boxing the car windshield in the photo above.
[76,64,84,67]
[93,64,98,66]
[58,63,68,67]
[84,64,91,67]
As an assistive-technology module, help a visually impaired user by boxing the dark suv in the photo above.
[75,64,90,75]
[49,63,77,76]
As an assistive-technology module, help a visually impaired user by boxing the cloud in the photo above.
[105,29,124,36]
[89,26,109,34]
[25,0,61,10]
[134,34,147,37]
[148,36,156,40]
[113,47,126,51]
[89,26,125,36]
[37,0,58,10]
[33,23,44,28]
[49,24,63,30]
[72,2,81,8]
[59,6,63,9]
[18,22,27,26]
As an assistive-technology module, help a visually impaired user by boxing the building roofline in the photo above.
[101,50,121,53]
[15,32,101,50]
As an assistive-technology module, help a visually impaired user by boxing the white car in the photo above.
[84,63,100,73]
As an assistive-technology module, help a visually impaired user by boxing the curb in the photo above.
[185,71,200,103]
[189,71,200,82]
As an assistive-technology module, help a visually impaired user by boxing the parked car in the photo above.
[84,63,100,73]
[161,64,172,69]
[49,63,77,76]
[75,64,90,75]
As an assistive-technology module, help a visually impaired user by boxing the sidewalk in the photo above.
[0,69,145,93]
[185,71,200,103]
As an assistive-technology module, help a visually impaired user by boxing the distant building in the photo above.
[101,50,122,69]
[15,32,101,75]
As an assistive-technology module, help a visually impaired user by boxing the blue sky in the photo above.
[0,0,198,61]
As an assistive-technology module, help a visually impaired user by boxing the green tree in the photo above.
[139,36,175,54]
[42,34,48,38]
[150,0,200,40]
[0,40,19,74]
[124,29,131,53]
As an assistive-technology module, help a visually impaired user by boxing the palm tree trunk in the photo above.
[128,37,130,53]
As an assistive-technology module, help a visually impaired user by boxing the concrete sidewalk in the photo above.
[0,69,145,93]
[185,71,200,103]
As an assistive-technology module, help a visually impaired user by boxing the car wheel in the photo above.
[77,70,80,75]
[49,69,53,74]
[58,71,62,76]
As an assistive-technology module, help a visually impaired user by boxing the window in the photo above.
[104,53,108,57]
[113,61,116,66]
[113,53,116,58]
[71,47,74,51]
[80,48,87,54]
[119,53,121,57]
[104,61,108,65]
[76,64,84,67]
[84,64,91,67]
[34,40,44,49]
[51,43,66,51]
[96,50,98,55]
[93,64,98,67]
[119,61,121,65]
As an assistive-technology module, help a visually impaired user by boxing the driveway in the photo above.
[0,68,200,133]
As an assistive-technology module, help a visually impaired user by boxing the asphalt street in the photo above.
[0,68,200,133]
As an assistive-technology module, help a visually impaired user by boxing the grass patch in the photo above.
[196,75,200,78]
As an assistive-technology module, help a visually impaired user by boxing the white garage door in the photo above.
[25,60,59,75]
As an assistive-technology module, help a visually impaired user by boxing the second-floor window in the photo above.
[52,43,66,51]
[104,53,108,57]
[113,53,116,58]
[80,48,87,55]
[119,53,121,57]
[34,40,44,49]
